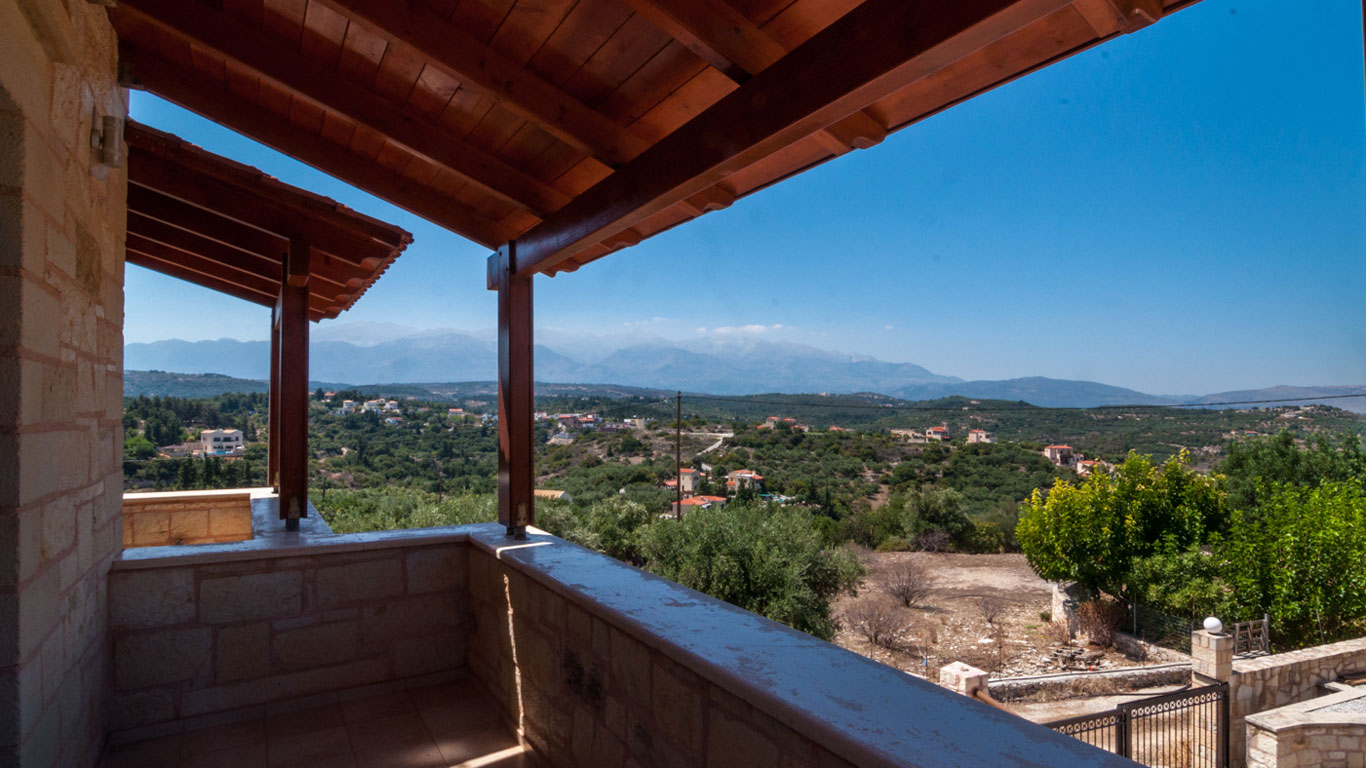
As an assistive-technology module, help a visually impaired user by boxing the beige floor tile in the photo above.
[429,723,520,767]
[181,718,267,757]
[104,733,183,768]
[267,724,352,767]
[265,704,346,742]
[341,690,416,725]
[180,741,270,768]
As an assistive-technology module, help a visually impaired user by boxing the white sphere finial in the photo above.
[1203,616,1223,634]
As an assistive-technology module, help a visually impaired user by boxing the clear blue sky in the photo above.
[124,0,1366,395]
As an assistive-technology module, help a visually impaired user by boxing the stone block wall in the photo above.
[1229,637,1366,767]
[121,491,255,548]
[0,1,127,765]
[107,541,468,733]
[1245,687,1366,768]
[467,546,861,768]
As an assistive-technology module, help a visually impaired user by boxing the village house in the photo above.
[1043,444,1079,468]
[198,428,244,456]
[967,429,995,444]
[726,469,765,493]
[926,425,950,441]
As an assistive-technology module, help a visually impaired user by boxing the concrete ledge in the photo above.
[466,524,1138,768]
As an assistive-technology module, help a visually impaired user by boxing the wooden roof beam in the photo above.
[114,0,567,219]
[622,0,887,154]
[129,183,288,259]
[128,242,278,306]
[1072,0,1164,36]
[510,0,1076,278]
[310,0,649,166]
[122,44,514,249]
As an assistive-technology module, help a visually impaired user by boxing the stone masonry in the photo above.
[467,547,863,768]
[107,541,468,733]
[1245,687,1366,768]
[1229,638,1366,768]
[0,1,127,765]
[121,490,254,548]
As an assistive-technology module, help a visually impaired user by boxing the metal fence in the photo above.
[1045,682,1229,768]
[1126,600,1196,654]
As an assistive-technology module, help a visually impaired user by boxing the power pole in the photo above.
[675,390,682,520]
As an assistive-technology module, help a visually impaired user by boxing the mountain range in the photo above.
[123,330,1366,411]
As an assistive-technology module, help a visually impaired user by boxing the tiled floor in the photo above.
[102,679,540,768]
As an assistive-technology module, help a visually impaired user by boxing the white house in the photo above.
[967,429,995,444]
[1043,444,1077,467]
[925,425,950,441]
[199,428,243,456]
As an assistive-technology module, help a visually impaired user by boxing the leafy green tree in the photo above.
[637,503,863,640]
[1221,481,1366,646]
[124,433,156,460]
[1015,451,1224,597]
[1219,431,1365,514]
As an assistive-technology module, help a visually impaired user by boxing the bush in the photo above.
[840,597,906,649]
[1076,599,1125,647]
[637,504,864,640]
[875,536,912,553]
[913,530,951,553]
[880,559,933,608]
[978,595,1008,625]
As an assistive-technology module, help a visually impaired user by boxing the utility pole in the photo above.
[675,390,682,520]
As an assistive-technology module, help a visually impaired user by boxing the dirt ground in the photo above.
[833,550,1157,685]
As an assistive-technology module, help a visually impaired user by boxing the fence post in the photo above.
[1116,708,1130,759]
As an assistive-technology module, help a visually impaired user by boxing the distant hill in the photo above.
[124,370,268,398]
[123,333,1365,412]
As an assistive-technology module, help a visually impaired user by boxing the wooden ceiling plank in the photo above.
[128,237,280,300]
[116,0,568,218]
[511,0,1077,277]
[622,0,886,154]
[122,44,513,248]
[129,183,288,258]
[309,0,650,164]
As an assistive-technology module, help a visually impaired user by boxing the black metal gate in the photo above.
[1045,682,1229,768]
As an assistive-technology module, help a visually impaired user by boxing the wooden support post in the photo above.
[277,237,310,530]
[268,307,280,488]
[492,243,534,538]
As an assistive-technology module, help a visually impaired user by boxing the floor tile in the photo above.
[265,703,346,742]
[104,733,183,768]
[180,741,270,768]
[267,724,352,767]
[340,690,416,725]
[429,722,520,767]
[181,718,267,757]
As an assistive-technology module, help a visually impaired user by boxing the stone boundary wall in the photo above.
[989,663,1190,703]
[1245,687,1366,768]
[122,491,254,548]
[1229,637,1366,767]
[464,525,1135,768]
[107,538,468,734]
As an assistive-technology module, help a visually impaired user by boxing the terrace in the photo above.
[2,0,1215,766]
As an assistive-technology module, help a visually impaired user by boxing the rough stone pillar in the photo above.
[1191,629,1233,768]
[939,661,989,697]
[1192,628,1233,684]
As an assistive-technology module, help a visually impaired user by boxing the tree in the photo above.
[1220,431,1365,514]
[1014,450,1224,597]
[124,433,156,460]
[637,504,863,639]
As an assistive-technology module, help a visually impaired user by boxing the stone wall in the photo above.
[1230,637,1366,767]
[107,539,468,734]
[1245,687,1366,768]
[0,1,127,765]
[464,525,1136,768]
[122,491,255,548]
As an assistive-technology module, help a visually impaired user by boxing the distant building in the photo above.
[673,495,728,516]
[448,408,465,417]
[679,467,699,495]
[534,489,572,503]
[890,428,924,443]
[547,433,574,446]
[967,429,995,444]
[199,428,243,456]
[828,426,846,433]
[339,399,356,414]
[726,469,764,493]
[1076,459,1101,477]
[1043,444,1078,467]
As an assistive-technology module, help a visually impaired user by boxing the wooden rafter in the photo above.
[114,0,569,219]
[622,0,887,155]
[511,0,1076,278]
[123,44,512,249]
[309,0,650,166]
[121,45,508,248]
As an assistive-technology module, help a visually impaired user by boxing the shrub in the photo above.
[875,536,912,553]
[841,597,906,649]
[1076,599,1125,647]
[978,595,1008,625]
[880,559,933,608]
[913,530,951,553]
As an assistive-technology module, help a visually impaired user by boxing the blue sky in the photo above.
[124,0,1366,395]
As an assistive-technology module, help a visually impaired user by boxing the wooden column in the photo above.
[492,242,534,537]
[268,307,280,488]
[277,237,310,530]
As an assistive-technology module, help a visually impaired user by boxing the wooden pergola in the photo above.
[125,122,413,529]
[109,0,1196,536]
